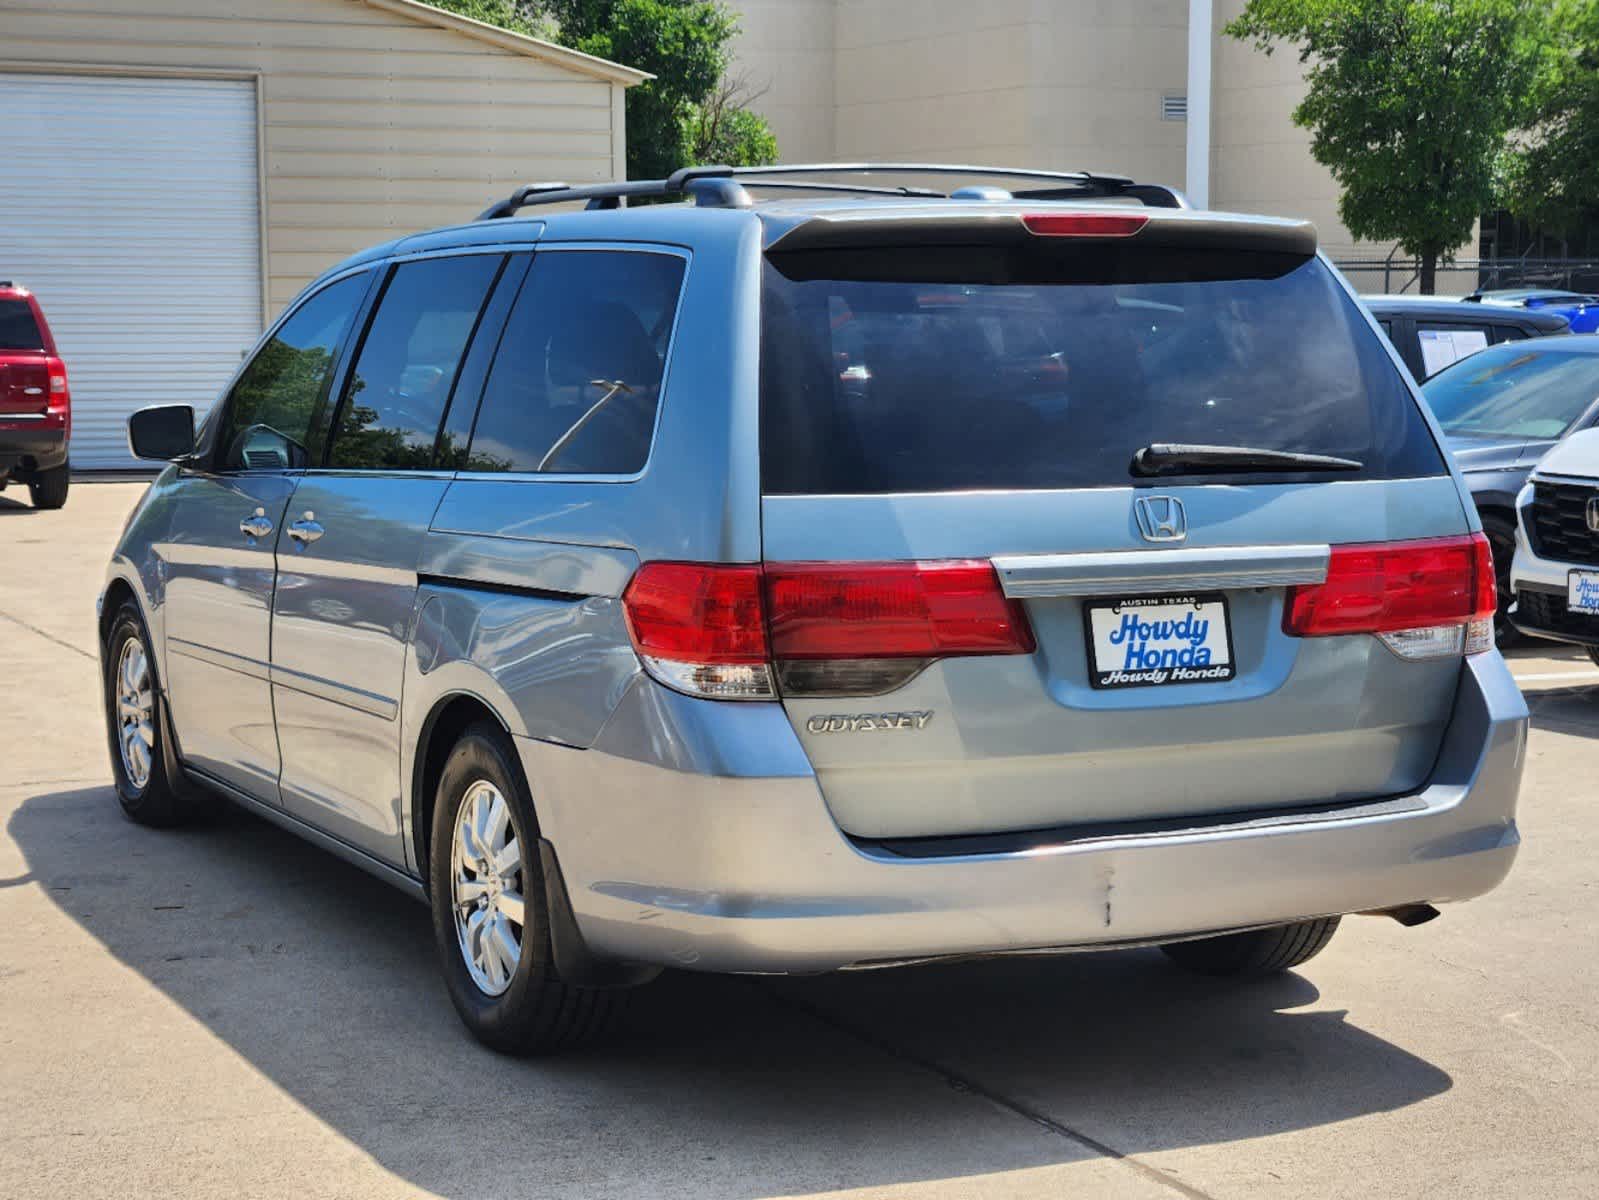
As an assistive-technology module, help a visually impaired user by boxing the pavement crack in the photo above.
[759,983,1220,1200]
[0,610,95,661]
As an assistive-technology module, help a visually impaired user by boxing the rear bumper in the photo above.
[519,652,1527,974]
[0,421,67,474]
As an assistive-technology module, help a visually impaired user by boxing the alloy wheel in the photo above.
[449,780,526,996]
[115,637,154,791]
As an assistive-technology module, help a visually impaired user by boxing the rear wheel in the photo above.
[1160,917,1340,978]
[102,600,195,826]
[1481,513,1518,648]
[28,462,68,510]
[428,723,618,1054]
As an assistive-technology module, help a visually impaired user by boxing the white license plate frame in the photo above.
[1084,593,1236,690]
[1567,570,1599,615]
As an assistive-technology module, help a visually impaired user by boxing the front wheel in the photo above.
[102,601,195,826]
[1160,917,1340,978]
[28,462,68,509]
[428,723,618,1054]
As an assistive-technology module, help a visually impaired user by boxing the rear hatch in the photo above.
[0,295,50,418]
[757,208,1478,841]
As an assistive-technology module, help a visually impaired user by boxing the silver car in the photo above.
[100,164,1527,1055]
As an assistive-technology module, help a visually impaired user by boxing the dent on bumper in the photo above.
[518,653,1527,974]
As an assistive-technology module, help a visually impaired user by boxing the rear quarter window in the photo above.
[464,248,687,476]
[761,247,1445,494]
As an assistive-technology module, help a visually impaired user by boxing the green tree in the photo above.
[1227,0,1551,293]
[687,75,779,165]
[1504,0,1599,236]
[429,0,777,179]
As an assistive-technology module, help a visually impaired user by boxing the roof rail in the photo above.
[476,162,1190,220]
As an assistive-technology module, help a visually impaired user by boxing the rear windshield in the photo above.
[0,299,44,351]
[760,246,1445,493]
[1421,344,1599,441]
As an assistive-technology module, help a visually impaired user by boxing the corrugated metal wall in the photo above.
[0,74,262,468]
[0,0,627,467]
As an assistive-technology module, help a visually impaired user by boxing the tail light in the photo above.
[1283,534,1496,660]
[619,563,773,699]
[45,355,69,430]
[621,560,1035,700]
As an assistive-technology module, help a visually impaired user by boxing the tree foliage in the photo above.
[429,0,777,179]
[1504,0,1599,235]
[1227,0,1550,292]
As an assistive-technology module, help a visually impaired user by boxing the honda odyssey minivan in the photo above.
[101,164,1527,1054]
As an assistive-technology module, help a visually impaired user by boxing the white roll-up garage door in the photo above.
[0,73,262,469]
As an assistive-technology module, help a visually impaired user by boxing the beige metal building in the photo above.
[0,0,645,467]
[730,0,1448,269]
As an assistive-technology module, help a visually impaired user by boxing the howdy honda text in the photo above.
[1087,594,1236,690]
[805,711,934,734]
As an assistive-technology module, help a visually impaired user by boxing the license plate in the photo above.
[1569,571,1599,615]
[1085,594,1235,689]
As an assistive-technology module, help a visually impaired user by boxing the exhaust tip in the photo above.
[1360,903,1441,928]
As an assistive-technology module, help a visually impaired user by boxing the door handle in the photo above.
[239,507,273,540]
[287,512,324,546]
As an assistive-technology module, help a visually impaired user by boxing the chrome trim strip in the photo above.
[186,766,425,902]
[167,637,271,682]
[268,661,398,721]
[992,544,1330,598]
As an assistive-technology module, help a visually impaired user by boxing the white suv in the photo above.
[1510,426,1599,664]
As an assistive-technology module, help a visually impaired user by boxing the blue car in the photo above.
[1466,288,1599,333]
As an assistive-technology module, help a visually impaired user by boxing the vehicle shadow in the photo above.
[1525,687,1599,738]
[9,785,1453,1198]
[0,494,36,515]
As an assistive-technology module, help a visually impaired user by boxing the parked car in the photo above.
[1363,294,1569,382]
[0,281,70,508]
[1509,427,1599,663]
[1420,338,1599,642]
[1465,288,1599,334]
[102,164,1526,1055]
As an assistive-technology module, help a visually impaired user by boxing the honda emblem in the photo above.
[1134,495,1187,543]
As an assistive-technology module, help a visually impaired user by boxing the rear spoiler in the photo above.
[763,209,1318,258]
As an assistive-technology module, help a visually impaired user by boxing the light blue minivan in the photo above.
[101,165,1526,1054]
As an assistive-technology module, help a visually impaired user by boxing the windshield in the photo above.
[1422,345,1599,440]
[761,247,1443,493]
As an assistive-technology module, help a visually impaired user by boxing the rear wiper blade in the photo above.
[1130,443,1364,477]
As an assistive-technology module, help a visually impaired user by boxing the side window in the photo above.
[1494,325,1528,343]
[1376,318,1394,339]
[466,249,687,475]
[325,254,503,471]
[1416,322,1491,377]
[217,273,368,470]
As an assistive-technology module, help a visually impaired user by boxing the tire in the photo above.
[28,462,68,509]
[428,722,618,1055]
[103,600,196,827]
[1481,513,1519,648]
[1160,917,1341,978]
[1587,647,1599,669]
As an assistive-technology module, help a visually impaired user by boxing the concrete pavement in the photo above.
[1,482,1596,1199]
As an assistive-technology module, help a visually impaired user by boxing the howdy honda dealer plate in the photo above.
[1085,594,1235,690]
[1568,569,1599,615]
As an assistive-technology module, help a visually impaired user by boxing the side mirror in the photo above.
[127,404,195,461]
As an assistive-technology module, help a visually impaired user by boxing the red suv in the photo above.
[0,282,70,508]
